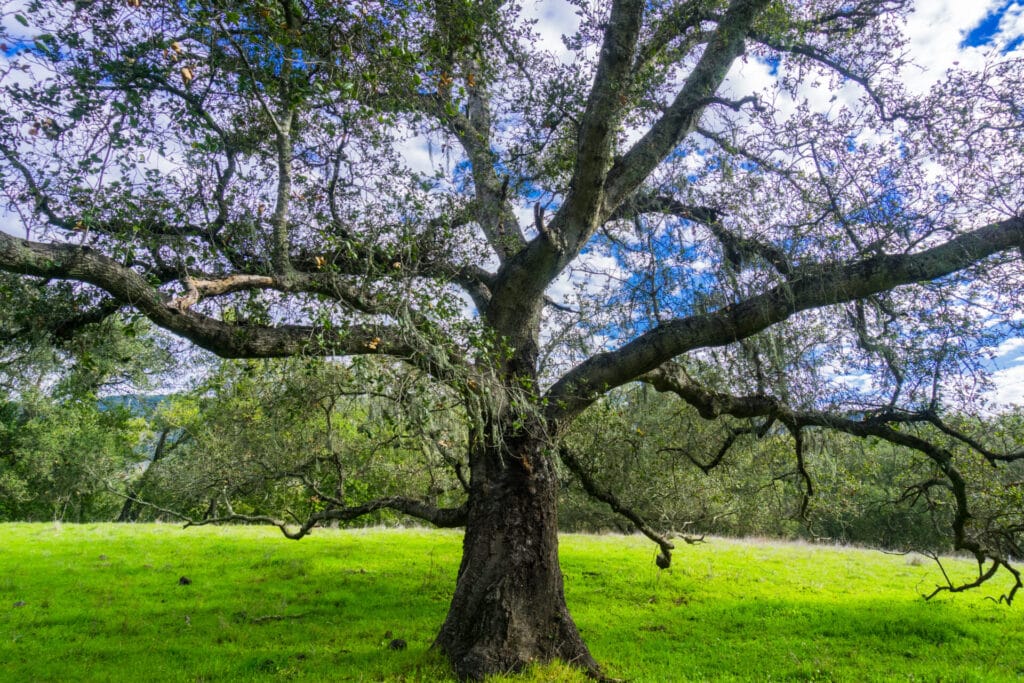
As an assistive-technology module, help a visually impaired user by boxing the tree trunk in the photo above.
[116,493,138,523]
[435,434,599,680]
[118,427,175,523]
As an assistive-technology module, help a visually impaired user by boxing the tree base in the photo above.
[434,439,600,680]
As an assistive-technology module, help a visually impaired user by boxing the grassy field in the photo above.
[0,524,1021,681]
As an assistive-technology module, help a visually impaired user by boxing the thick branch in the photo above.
[567,0,646,228]
[419,92,526,263]
[0,232,453,369]
[603,0,772,211]
[546,215,1024,423]
[482,0,646,340]
[167,272,384,315]
[607,194,721,225]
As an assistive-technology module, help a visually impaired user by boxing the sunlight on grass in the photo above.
[0,524,1020,681]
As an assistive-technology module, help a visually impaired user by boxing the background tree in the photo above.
[0,280,171,521]
[129,356,467,525]
[2,0,1024,678]
[560,384,1010,553]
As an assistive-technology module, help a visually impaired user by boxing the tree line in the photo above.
[4,315,1021,563]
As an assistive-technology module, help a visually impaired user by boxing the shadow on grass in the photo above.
[584,595,1017,681]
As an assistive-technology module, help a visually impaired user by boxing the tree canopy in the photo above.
[2,0,1024,678]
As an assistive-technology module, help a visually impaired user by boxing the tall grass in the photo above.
[1,524,1020,681]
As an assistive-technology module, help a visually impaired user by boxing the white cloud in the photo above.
[984,335,1024,407]
[902,1,1007,91]
[988,361,1024,406]
[523,0,581,64]
[994,337,1024,359]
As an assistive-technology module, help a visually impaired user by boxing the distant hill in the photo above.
[97,394,169,415]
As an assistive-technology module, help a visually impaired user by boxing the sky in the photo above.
[2,0,1024,406]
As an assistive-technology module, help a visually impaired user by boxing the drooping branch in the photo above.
[847,299,905,408]
[916,411,1024,466]
[559,445,677,568]
[922,555,1021,605]
[639,362,1022,603]
[546,214,1024,423]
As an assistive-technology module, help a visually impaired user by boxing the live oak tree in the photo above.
[2,0,1024,678]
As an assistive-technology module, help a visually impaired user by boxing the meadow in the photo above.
[1,523,1021,681]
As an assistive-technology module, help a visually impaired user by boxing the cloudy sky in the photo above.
[3,0,1024,405]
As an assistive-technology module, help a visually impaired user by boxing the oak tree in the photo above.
[2,0,1024,678]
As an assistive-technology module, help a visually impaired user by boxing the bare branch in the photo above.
[750,33,911,122]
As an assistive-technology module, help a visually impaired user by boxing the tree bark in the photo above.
[435,434,598,680]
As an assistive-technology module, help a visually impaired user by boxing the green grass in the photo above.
[0,524,1021,681]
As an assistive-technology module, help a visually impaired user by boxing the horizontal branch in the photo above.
[186,497,468,539]
[607,194,721,225]
[0,232,458,373]
[167,272,384,316]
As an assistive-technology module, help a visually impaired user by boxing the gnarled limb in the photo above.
[640,362,1022,604]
